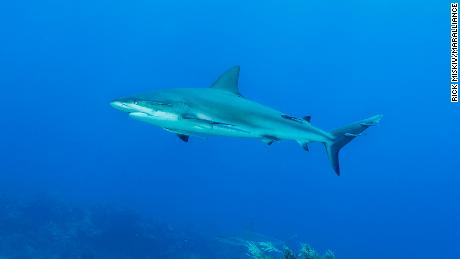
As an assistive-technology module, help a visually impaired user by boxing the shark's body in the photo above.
[111,66,382,175]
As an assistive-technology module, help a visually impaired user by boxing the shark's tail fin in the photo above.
[325,114,383,176]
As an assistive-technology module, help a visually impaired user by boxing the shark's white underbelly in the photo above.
[129,111,257,138]
[128,110,330,143]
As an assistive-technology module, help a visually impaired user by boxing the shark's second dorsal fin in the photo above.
[210,66,241,95]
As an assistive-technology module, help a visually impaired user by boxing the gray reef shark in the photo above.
[111,66,382,175]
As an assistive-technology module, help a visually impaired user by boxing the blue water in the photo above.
[0,0,457,258]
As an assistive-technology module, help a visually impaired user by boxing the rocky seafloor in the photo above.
[0,196,333,259]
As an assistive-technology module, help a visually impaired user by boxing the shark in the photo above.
[111,66,382,175]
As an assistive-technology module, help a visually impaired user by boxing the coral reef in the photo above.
[244,241,335,259]
[0,196,336,258]
[246,242,335,259]
[218,233,335,259]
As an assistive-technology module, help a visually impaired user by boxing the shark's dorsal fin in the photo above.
[210,66,241,95]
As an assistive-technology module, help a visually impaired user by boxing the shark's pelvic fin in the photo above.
[324,114,383,176]
[302,143,309,151]
[297,140,310,151]
[261,135,280,145]
[210,66,241,95]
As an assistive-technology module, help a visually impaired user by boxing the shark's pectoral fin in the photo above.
[177,134,189,142]
[163,128,191,142]
[210,66,242,96]
[262,139,275,145]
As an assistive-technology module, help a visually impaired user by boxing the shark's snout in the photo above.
[110,100,126,110]
[110,100,123,109]
[110,99,136,113]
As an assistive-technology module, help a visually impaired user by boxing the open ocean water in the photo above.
[0,0,457,258]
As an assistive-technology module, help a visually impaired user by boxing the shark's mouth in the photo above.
[129,111,149,117]
[129,111,179,121]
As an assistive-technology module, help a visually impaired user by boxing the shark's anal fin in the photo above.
[177,134,189,142]
[210,66,241,96]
